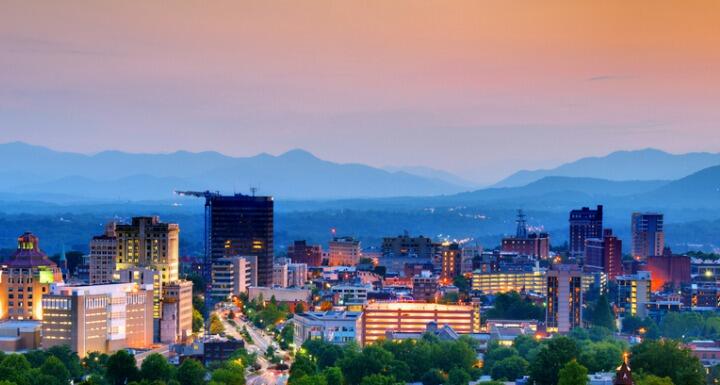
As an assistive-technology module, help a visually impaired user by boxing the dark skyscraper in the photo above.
[207,194,274,287]
[176,191,274,288]
[569,205,603,259]
[631,212,664,259]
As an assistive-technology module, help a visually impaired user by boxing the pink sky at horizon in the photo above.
[1,1,719,183]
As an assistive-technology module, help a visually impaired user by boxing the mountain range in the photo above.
[0,142,718,208]
[495,148,720,187]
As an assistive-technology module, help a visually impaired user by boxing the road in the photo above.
[216,308,288,385]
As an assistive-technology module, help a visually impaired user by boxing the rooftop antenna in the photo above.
[516,209,528,238]
[250,187,257,196]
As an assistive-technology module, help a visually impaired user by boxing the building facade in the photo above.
[205,194,274,288]
[210,256,256,301]
[631,213,665,259]
[0,233,64,320]
[115,216,179,286]
[412,271,439,302]
[328,237,362,266]
[584,228,623,281]
[41,282,153,357]
[293,311,362,347]
[569,205,603,259]
[440,243,462,283]
[381,233,436,259]
[546,265,583,333]
[471,267,546,295]
[501,210,550,259]
[287,241,323,266]
[160,280,193,343]
[616,271,651,317]
[361,302,481,345]
[89,223,118,285]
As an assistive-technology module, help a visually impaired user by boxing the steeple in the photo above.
[614,352,634,385]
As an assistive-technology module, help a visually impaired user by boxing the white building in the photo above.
[331,283,372,305]
[287,263,308,288]
[293,311,362,347]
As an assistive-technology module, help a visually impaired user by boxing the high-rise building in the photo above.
[501,210,550,259]
[0,233,64,320]
[381,232,437,259]
[41,282,154,357]
[361,302,481,345]
[440,243,462,283]
[616,271,651,317]
[160,280,193,343]
[115,216,179,285]
[631,213,665,259]
[569,205,603,259]
[203,193,274,287]
[116,267,162,319]
[546,265,583,333]
[89,222,118,285]
[328,237,362,266]
[287,240,323,266]
[584,228,623,281]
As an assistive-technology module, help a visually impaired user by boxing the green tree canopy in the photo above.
[529,336,579,385]
[106,350,140,385]
[557,360,588,385]
[630,339,704,385]
[140,353,174,383]
[177,359,206,385]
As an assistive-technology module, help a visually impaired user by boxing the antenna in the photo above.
[250,187,257,196]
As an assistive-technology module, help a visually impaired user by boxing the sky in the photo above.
[1,1,719,184]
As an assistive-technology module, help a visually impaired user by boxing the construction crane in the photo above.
[174,190,221,198]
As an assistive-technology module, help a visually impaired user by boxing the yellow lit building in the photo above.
[0,233,64,320]
[471,268,546,295]
[361,302,480,345]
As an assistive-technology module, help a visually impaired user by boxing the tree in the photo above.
[192,309,204,333]
[294,302,306,314]
[453,275,470,294]
[106,350,140,385]
[491,356,528,381]
[0,354,32,385]
[46,345,84,379]
[635,374,675,385]
[289,354,317,383]
[279,323,294,350]
[590,295,616,331]
[447,367,471,385]
[359,374,396,385]
[557,360,588,385]
[210,361,244,385]
[631,339,704,385]
[140,353,174,383]
[483,345,518,374]
[578,341,623,373]
[227,310,235,320]
[420,369,446,385]
[513,335,540,361]
[177,359,206,385]
[291,375,327,385]
[209,313,225,335]
[323,367,344,385]
[529,336,579,385]
[484,292,544,321]
[82,352,109,377]
[40,356,71,385]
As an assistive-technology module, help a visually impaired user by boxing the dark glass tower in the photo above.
[205,194,274,288]
[568,205,603,259]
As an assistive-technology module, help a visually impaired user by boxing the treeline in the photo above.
[0,345,253,385]
[289,336,481,385]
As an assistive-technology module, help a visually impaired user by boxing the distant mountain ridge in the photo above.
[0,142,469,200]
[494,148,720,187]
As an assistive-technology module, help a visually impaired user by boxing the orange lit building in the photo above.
[0,233,63,320]
[441,243,462,283]
[645,255,690,291]
[361,302,480,345]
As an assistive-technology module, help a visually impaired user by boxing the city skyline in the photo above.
[2,1,719,184]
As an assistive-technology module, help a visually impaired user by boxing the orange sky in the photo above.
[1,1,719,183]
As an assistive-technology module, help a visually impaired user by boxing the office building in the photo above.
[569,205,603,259]
[331,283,371,305]
[471,265,546,295]
[116,267,162,319]
[361,302,481,345]
[293,311,362,347]
[440,243,462,283]
[381,232,436,259]
[0,320,42,352]
[202,193,274,287]
[89,223,118,285]
[584,229,623,281]
[0,233,64,320]
[272,262,289,288]
[288,241,323,266]
[287,263,308,288]
[115,216,179,286]
[210,256,256,301]
[616,271,651,317]
[412,271,439,302]
[41,282,153,357]
[631,213,665,259]
[546,265,583,333]
[160,280,193,343]
[328,237,362,266]
[501,210,550,259]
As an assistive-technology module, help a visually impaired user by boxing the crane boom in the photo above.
[174,190,221,198]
